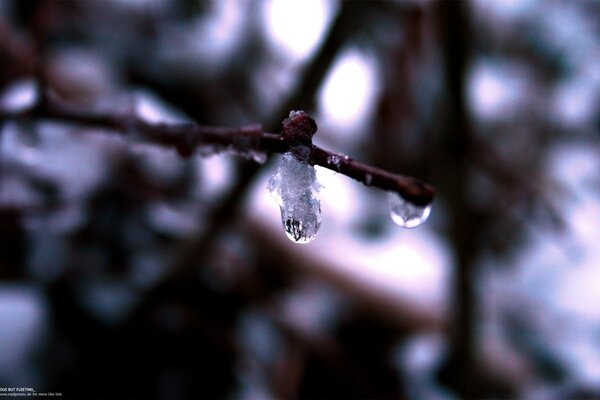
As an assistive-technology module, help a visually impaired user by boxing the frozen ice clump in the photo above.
[268,152,321,244]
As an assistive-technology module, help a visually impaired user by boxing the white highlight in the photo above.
[0,286,46,383]
[468,60,526,120]
[553,78,597,127]
[134,90,189,124]
[264,0,332,59]
[319,50,377,127]
[315,166,359,222]
[0,80,37,112]
[474,0,535,20]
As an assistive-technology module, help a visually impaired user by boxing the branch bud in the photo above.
[280,110,317,146]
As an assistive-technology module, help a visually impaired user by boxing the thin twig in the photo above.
[2,92,435,206]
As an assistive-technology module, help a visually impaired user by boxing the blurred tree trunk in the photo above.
[435,1,482,398]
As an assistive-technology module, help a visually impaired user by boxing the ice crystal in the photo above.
[268,152,321,244]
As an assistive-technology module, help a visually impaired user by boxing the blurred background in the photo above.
[1,0,600,398]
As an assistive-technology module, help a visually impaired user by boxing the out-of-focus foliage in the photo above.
[1,0,600,399]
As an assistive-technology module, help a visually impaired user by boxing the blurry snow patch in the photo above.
[277,279,348,339]
[482,143,600,386]
[580,52,600,88]
[131,142,187,184]
[197,0,244,59]
[0,175,44,208]
[319,49,379,130]
[313,220,449,310]
[129,249,168,288]
[252,63,297,120]
[88,88,188,125]
[24,203,87,236]
[26,233,68,282]
[315,165,360,223]
[233,381,275,400]
[473,0,536,21]
[394,333,453,400]
[48,48,118,99]
[0,285,47,386]
[0,122,110,201]
[159,0,243,72]
[236,311,284,367]
[36,124,109,199]
[537,4,597,64]
[79,281,139,325]
[202,231,255,291]
[146,200,200,237]
[193,155,235,199]
[552,77,599,128]
[468,59,529,121]
[547,145,600,321]
[235,310,283,399]
[133,89,190,124]
[0,80,37,112]
[108,0,169,13]
[1,122,41,167]
[264,0,335,60]
[547,144,599,196]
[43,203,86,233]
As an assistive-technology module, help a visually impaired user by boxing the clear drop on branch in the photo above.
[268,152,321,244]
[388,191,432,228]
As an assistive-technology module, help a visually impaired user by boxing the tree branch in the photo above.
[2,91,435,206]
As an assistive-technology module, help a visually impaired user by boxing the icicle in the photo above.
[268,152,321,244]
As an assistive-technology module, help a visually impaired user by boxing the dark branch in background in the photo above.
[1,91,435,206]
[435,1,479,398]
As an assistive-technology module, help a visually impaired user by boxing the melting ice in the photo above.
[388,191,431,228]
[268,152,321,244]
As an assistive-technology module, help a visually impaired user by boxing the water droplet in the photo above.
[326,153,348,169]
[365,174,373,186]
[326,154,341,167]
[388,191,432,228]
[283,216,319,244]
[195,144,225,157]
[249,150,267,164]
[268,152,321,244]
[223,143,268,164]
